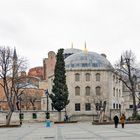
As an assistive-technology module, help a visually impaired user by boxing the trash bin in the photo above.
[19,113,24,119]
[46,120,51,127]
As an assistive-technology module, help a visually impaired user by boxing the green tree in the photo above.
[49,48,69,121]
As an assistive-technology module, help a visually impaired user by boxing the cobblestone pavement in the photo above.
[0,122,140,140]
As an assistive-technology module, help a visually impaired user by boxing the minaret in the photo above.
[71,42,73,48]
[84,41,88,53]
[13,47,18,61]
[13,48,18,78]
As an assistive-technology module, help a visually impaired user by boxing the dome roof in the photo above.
[65,51,112,69]
[64,48,82,54]
[17,83,38,89]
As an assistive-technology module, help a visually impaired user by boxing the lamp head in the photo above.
[45,89,49,95]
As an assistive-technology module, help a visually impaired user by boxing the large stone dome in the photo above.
[64,48,82,59]
[64,48,82,54]
[65,51,112,69]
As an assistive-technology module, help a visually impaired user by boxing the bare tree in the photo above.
[0,46,27,125]
[90,94,107,122]
[115,50,140,117]
[21,91,41,110]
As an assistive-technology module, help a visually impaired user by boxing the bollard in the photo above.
[46,119,51,127]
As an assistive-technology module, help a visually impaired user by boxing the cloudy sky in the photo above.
[0,0,140,69]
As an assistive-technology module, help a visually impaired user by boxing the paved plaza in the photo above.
[0,122,140,140]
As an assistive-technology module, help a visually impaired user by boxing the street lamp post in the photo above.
[46,90,49,113]
[45,89,50,120]
[19,97,22,125]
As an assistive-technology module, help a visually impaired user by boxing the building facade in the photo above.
[43,47,123,121]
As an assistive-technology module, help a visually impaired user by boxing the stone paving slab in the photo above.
[0,122,140,140]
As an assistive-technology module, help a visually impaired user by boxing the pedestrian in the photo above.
[64,113,69,122]
[120,114,126,128]
[113,114,119,128]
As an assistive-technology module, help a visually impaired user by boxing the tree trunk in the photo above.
[58,111,61,122]
[132,91,137,117]
[6,111,13,126]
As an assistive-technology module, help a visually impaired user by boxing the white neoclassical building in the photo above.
[46,47,123,121]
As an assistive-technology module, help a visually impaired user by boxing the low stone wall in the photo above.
[1,109,138,124]
[0,111,66,124]
[69,114,95,122]
[110,109,136,120]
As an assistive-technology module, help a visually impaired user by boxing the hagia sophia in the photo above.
[0,45,140,121]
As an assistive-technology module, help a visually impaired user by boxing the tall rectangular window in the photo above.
[85,103,91,111]
[113,88,115,96]
[75,103,80,111]
[113,103,115,109]
[129,105,133,109]
[119,104,121,109]
[116,104,118,109]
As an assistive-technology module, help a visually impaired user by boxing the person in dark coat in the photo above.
[64,113,69,122]
[113,114,119,128]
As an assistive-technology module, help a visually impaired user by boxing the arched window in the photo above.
[113,87,115,96]
[75,86,80,95]
[116,77,118,83]
[113,75,115,81]
[75,73,80,81]
[116,89,118,98]
[96,73,100,81]
[85,73,90,81]
[96,86,101,96]
[119,89,121,97]
[116,104,118,109]
[113,103,115,109]
[85,86,90,96]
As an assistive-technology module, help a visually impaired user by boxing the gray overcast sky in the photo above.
[0,0,140,69]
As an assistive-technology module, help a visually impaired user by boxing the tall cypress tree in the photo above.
[49,48,69,121]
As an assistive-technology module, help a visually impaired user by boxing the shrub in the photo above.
[127,114,140,121]
[135,114,140,120]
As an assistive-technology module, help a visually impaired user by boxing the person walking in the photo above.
[120,114,126,128]
[64,113,69,122]
[113,114,119,128]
